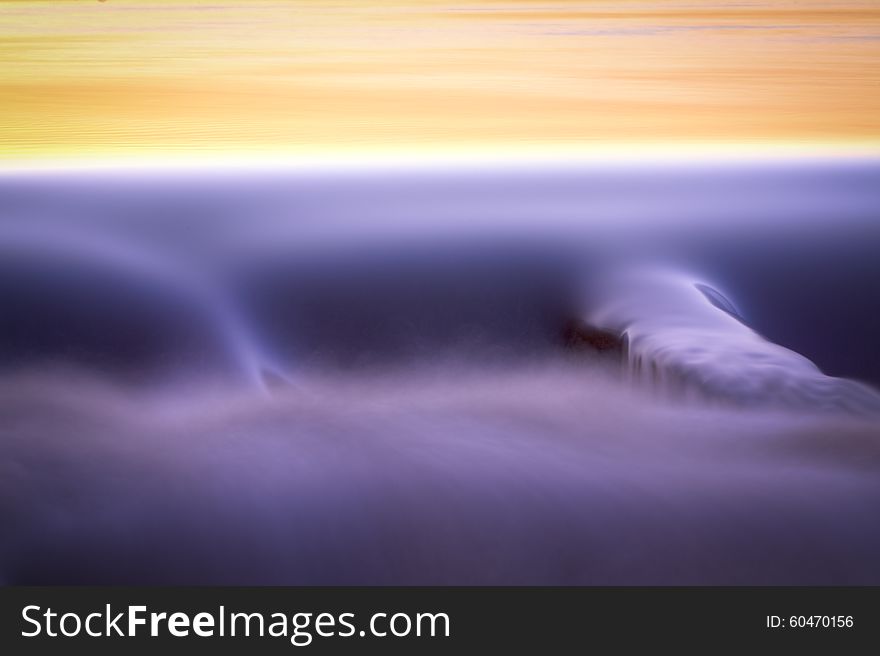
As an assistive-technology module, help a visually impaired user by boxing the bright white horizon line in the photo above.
[1,144,880,175]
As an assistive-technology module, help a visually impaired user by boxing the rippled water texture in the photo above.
[1,159,879,584]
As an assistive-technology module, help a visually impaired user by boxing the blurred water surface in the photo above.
[1,159,879,583]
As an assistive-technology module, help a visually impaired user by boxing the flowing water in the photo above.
[1,158,879,584]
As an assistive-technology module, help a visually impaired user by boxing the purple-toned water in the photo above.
[1,158,879,584]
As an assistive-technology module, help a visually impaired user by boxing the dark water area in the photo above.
[2,159,879,385]
[1,159,879,584]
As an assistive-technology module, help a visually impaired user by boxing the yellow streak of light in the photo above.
[1,1,879,160]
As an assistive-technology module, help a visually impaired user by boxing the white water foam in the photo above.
[584,268,880,413]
